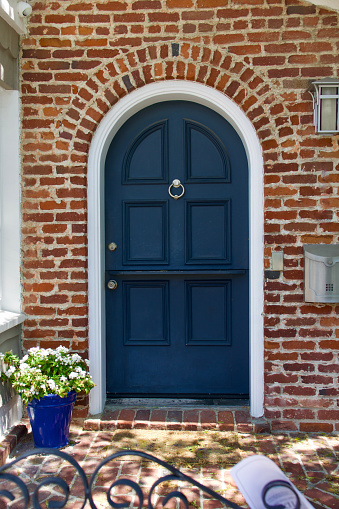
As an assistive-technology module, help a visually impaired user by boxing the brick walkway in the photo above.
[0,418,338,509]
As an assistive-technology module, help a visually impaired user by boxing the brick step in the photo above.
[84,406,270,433]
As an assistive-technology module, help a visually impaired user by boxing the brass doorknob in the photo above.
[108,242,117,251]
[107,280,117,290]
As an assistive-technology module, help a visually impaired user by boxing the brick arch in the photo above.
[59,41,291,163]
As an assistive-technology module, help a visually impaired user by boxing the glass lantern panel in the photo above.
[320,87,338,132]
[320,87,338,95]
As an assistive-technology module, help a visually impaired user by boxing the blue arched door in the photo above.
[105,101,249,397]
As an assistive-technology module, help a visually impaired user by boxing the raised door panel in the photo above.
[186,280,231,346]
[185,119,230,181]
[186,201,231,264]
[123,201,168,265]
[123,281,169,345]
[123,120,168,183]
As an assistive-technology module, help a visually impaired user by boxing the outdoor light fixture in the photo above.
[17,1,32,17]
[309,78,339,134]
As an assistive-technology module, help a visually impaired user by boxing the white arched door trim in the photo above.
[88,81,264,417]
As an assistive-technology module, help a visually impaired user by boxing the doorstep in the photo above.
[83,398,270,433]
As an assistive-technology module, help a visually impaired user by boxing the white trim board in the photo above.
[88,81,264,418]
[0,89,22,314]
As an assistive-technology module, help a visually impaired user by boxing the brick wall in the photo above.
[20,0,339,428]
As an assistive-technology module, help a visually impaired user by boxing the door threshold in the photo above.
[105,397,249,408]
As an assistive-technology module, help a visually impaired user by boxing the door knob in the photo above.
[108,242,117,251]
[107,280,118,290]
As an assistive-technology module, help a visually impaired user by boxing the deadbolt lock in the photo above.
[108,242,117,251]
[107,280,118,290]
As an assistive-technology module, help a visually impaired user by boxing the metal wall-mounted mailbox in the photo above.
[304,244,339,303]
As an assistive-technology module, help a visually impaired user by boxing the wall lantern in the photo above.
[17,1,32,17]
[309,78,339,134]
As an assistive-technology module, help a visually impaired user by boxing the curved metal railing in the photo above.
[0,449,242,508]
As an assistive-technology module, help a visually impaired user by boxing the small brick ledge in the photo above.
[0,424,28,466]
[83,407,271,434]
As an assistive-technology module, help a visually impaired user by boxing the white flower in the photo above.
[22,355,29,362]
[5,366,16,377]
[28,347,39,354]
[56,346,69,354]
[69,372,78,379]
[71,354,82,363]
[47,379,56,390]
[60,376,67,383]
[85,359,90,366]
[19,363,29,372]
[39,349,50,357]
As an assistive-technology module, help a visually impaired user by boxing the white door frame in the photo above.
[88,81,264,417]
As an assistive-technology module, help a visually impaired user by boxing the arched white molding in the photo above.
[88,81,264,418]
[306,0,339,13]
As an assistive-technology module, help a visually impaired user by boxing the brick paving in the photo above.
[0,417,338,509]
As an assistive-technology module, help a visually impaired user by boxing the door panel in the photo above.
[123,120,168,183]
[186,201,230,263]
[185,120,230,181]
[186,280,231,346]
[105,101,249,397]
[123,201,168,264]
[123,281,169,345]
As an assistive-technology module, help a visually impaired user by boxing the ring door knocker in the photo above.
[168,179,185,200]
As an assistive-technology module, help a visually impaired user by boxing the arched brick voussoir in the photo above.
[60,41,292,159]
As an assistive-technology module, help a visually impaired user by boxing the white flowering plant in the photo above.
[0,346,95,405]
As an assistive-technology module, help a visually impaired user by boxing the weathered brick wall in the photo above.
[20,0,339,427]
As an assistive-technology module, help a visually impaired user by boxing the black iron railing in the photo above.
[0,449,242,508]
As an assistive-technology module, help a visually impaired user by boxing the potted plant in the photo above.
[0,346,95,448]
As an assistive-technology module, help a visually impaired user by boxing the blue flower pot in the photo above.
[26,391,77,448]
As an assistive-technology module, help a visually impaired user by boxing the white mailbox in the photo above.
[304,244,339,303]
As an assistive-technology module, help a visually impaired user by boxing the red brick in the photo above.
[97,2,127,10]
[229,44,261,55]
[200,410,217,429]
[150,410,167,429]
[217,8,249,19]
[40,38,72,47]
[79,15,110,23]
[283,409,315,420]
[134,409,151,429]
[217,411,234,431]
[132,1,161,9]
[183,410,199,431]
[265,43,297,54]
[284,386,316,396]
[114,13,145,22]
[197,0,229,6]
[235,410,252,432]
[45,15,76,23]
[166,410,183,430]
[300,422,333,432]
[66,3,94,11]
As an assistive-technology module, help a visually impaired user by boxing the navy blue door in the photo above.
[105,101,249,396]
